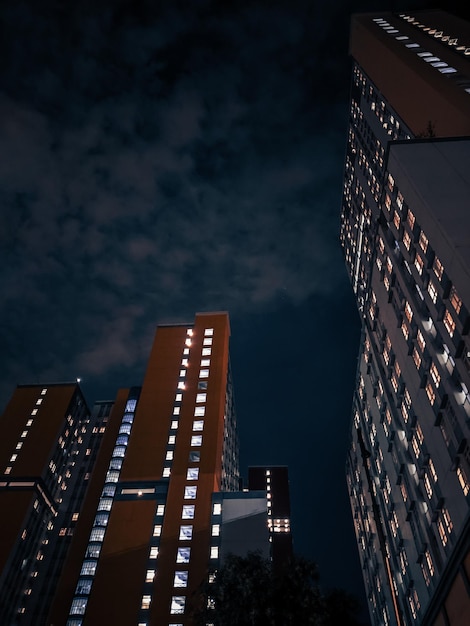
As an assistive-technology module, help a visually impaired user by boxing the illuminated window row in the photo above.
[66,397,138,625]
[162,327,214,620]
[4,389,47,475]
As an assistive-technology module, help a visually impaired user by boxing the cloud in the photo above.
[0,0,351,409]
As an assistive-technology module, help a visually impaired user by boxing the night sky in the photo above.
[2,0,469,616]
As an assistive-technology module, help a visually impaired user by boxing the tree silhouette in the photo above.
[192,552,365,626]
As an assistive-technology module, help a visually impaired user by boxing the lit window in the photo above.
[90,528,105,542]
[403,230,411,250]
[417,330,426,352]
[156,505,165,516]
[16,442,23,450]
[26,419,33,426]
[203,338,212,346]
[168,435,176,444]
[199,369,209,379]
[212,524,220,536]
[31,409,38,416]
[146,570,155,583]
[193,420,204,431]
[457,465,470,496]
[187,468,199,480]
[85,543,101,559]
[443,309,456,337]
[424,473,433,499]
[173,407,180,416]
[425,382,436,405]
[427,280,438,304]
[174,571,189,588]
[202,347,211,356]
[191,435,202,447]
[433,256,444,280]
[163,467,171,477]
[196,393,207,403]
[10,454,17,463]
[177,382,185,390]
[80,561,97,576]
[171,420,179,430]
[182,505,195,519]
[213,503,222,515]
[414,253,424,275]
[404,301,413,322]
[428,458,438,482]
[429,362,440,387]
[21,430,28,438]
[200,359,210,367]
[210,546,219,559]
[179,525,193,540]
[408,589,420,620]
[204,328,214,336]
[419,230,428,252]
[179,370,186,378]
[170,596,186,614]
[407,209,415,229]
[437,509,453,546]
[412,348,422,370]
[141,595,151,609]
[153,525,162,536]
[401,401,409,423]
[175,393,183,402]
[449,285,462,314]
[184,486,197,499]
[41,388,47,395]
[392,210,400,228]
[166,451,174,461]
[149,547,159,559]
[70,598,88,615]
[183,347,190,355]
[36,399,42,405]
[194,406,205,417]
[401,320,409,340]
[177,548,191,563]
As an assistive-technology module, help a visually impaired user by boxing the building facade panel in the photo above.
[342,10,470,626]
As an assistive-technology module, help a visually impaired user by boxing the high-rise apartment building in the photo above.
[0,312,248,626]
[341,10,470,626]
[0,383,93,624]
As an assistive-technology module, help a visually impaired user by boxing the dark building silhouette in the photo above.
[341,10,470,626]
[248,466,293,569]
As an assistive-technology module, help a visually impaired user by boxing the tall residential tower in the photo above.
[341,10,470,626]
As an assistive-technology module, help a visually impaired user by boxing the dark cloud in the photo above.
[1,0,351,403]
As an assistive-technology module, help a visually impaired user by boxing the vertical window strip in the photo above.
[67,396,138,623]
